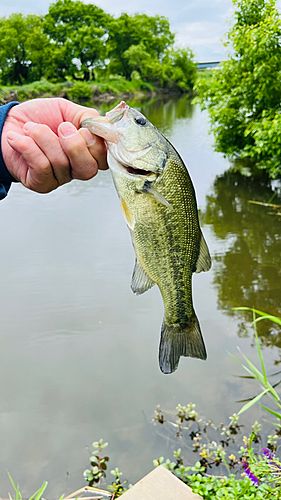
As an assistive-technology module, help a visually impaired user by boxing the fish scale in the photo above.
[132,152,200,326]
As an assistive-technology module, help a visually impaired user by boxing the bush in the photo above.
[195,0,281,178]
[0,79,66,102]
[66,81,92,102]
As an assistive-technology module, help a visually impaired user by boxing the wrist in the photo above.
[0,101,20,183]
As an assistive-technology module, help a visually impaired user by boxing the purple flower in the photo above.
[242,459,259,486]
[262,447,281,472]
[262,448,274,460]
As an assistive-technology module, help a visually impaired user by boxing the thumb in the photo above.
[57,121,78,139]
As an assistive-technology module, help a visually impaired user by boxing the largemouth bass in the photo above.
[82,101,211,374]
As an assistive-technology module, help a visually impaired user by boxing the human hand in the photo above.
[1,97,108,193]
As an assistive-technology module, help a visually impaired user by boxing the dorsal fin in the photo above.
[131,259,155,295]
[195,233,212,273]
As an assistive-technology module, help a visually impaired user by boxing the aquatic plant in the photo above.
[83,439,110,486]
[83,439,128,498]
[153,402,280,476]
[152,307,281,497]
[7,474,48,500]
[235,307,281,422]
[243,446,281,489]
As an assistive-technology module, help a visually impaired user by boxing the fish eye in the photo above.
[134,116,147,126]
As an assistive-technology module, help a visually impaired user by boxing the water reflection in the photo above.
[139,95,193,134]
[202,168,281,348]
[93,94,193,135]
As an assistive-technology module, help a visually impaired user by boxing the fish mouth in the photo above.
[106,101,128,123]
[125,165,154,177]
[115,159,157,179]
[109,144,158,178]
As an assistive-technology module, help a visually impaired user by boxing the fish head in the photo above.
[81,101,168,187]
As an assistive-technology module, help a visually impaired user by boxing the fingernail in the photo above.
[23,121,37,132]
[59,122,77,138]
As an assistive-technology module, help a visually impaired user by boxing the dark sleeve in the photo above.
[0,101,20,200]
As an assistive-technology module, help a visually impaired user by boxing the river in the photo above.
[0,97,280,497]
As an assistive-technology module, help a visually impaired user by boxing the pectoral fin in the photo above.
[120,199,135,230]
[195,233,212,273]
[131,259,155,295]
[142,181,171,209]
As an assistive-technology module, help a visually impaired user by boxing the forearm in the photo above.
[0,101,19,200]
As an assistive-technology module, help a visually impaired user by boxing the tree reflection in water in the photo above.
[202,169,281,350]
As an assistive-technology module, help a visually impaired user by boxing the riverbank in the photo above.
[0,77,186,105]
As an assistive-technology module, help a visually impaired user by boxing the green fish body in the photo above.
[82,102,211,373]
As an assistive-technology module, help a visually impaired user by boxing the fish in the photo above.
[81,101,211,374]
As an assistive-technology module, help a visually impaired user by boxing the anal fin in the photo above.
[195,232,212,273]
[131,259,155,295]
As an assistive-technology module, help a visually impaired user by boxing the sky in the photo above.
[0,0,280,61]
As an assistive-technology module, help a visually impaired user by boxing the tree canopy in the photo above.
[196,0,281,178]
[0,0,196,93]
[44,0,110,80]
[106,13,174,79]
[0,13,50,84]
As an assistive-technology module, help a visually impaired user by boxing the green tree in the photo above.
[107,13,174,79]
[162,48,197,92]
[196,0,281,178]
[44,0,111,80]
[0,14,50,84]
[0,1,196,93]
[123,43,163,83]
[123,45,196,92]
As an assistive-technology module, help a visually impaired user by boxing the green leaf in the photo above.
[260,404,281,420]
[253,324,267,384]
[233,307,281,326]
[7,473,22,500]
[254,315,281,326]
[29,482,48,500]
[238,388,269,415]
[241,357,266,386]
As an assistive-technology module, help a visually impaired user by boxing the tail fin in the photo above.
[159,314,207,374]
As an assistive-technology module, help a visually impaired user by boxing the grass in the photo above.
[0,76,156,105]
[7,475,112,500]
[7,474,48,500]
[234,307,281,420]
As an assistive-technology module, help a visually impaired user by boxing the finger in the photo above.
[38,99,108,170]
[6,131,58,193]
[58,99,100,129]
[23,121,71,185]
[79,128,108,171]
[57,122,99,180]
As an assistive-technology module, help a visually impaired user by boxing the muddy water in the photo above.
[0,97,280,497]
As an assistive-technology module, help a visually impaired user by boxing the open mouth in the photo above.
[108,152,156,178]
[125,166,153,176]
